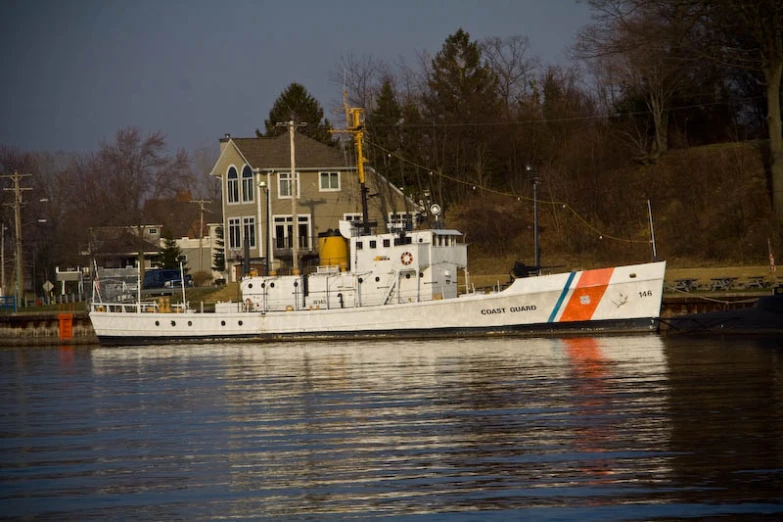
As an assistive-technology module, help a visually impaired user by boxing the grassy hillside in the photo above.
[450,142,779,270]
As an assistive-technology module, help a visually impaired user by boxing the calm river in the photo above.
[2,335,782,521]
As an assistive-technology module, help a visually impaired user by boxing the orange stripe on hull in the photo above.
[559,267,615,322]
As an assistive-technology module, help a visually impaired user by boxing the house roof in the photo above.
[222,133,356,171]
[91,228,159,256]
[143,192,222,238]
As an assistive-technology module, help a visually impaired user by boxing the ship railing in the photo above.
[92,301,145,314]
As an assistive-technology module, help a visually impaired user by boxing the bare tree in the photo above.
[191,145,221,200]
[698,0,783,229]
[574,0,704,158]
[481,35,540,120]
[80,128,194,275]
[330,52,390,118]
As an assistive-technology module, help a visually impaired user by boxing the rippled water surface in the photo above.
[2,335,783,520]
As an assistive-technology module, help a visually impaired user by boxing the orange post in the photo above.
[57,313,73,340]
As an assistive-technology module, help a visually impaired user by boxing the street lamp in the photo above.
[258,180,271,275]
[254,168,274,275]
[526,164,541,271]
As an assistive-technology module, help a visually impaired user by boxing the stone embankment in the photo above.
[0,312,97,346]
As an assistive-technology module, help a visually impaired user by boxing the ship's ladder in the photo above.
[383,278,398,305]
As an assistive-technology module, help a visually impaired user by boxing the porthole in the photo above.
[375,276,380,282]
[170,320,176,327]
[405,274,411,279]
[155,320,160,326]
[221,320,226,326]
[294,281,299,287]
[419,272,424,278]
[238,320,243,326]
[358,277,363,284]
[188,321,192,326]
[261,283,266,288]
[248,283,253,289]
[270,282,275,288]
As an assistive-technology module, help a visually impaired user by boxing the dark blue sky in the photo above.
[1,0,592,155]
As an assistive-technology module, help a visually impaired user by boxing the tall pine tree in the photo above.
[422,29,501,205]
[212,225,225,273]
[367,79,403,184]
[257,83,334,145]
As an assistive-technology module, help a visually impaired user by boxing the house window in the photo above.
[343,213,363,231]
[227,167,239,204]
[243,217,256,249]
[319,171,340,191]
[388,212,413,232]
[242,166,255,203]
[278,172,300,198]
[273,215,311,249]
[228,217,241,249]
[148,228,157,235]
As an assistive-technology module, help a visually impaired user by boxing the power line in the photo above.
[362,95,766,129]
[364,139,651,245]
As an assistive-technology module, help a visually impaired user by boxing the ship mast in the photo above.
[333,93,371,235]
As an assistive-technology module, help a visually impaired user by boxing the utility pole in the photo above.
[276,119,306,275]
[2,171,32,306]
[189,199,211,273]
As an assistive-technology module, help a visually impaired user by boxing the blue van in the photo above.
[143,269,192,289]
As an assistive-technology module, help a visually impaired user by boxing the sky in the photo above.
[1,0,593,156]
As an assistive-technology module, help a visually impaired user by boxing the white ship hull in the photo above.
[89,261,665,345]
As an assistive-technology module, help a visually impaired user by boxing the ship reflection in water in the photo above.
[2,335,782,520]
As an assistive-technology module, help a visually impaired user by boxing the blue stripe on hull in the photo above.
[548,271,576,323]
[96,317,660,346]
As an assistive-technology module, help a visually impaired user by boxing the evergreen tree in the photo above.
[425,29,498,123]
[369,80,402,152]
[421,29,501,205]
[257,83,334,145]
[212,225,225,273]
[158,235,185,271]
[367,79,404,185]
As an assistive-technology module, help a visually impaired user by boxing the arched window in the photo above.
[242,165,254,203]
[227,167,239,203]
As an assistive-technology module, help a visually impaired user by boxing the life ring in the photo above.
[401,252,414,265]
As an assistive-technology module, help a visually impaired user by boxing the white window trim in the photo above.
[388,212,413,231]
[277,171,300,199]
[228,217,241,250]
[227,165,240,205]
[243,216,256,249]
[272,214,312,249]
[319,171,341,192]
[241,165,255,203]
